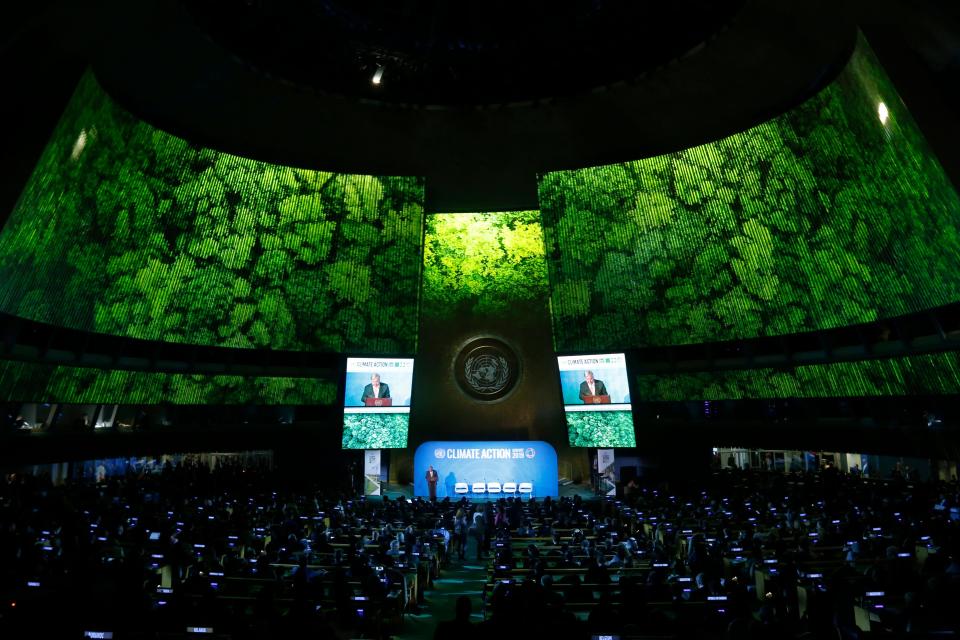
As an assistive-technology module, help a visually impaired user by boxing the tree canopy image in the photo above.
[634,352,960,402]
[0,72,425,355]
[422,211,549,318]
[538,38,960,352]
[0,360,337,405]
[567,411,636,448]
[342,413,409,449]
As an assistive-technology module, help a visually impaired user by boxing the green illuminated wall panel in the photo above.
[539,38,960,352]
[0,72,424,354]
[634,352,960,401]
[0,360,337,405]
[422,211,548,317]
[415,211,557,445]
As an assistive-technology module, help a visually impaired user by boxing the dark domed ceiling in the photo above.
[187,0,747,104]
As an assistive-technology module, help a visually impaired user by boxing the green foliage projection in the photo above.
[342,413,409,449]
[539,38,960,351]
[0,360,336,405]
[0,72,424,354]
[422,212,549,317]
[634,352,960,401]
[567,411,636,447]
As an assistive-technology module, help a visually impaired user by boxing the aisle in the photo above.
[393,538,487,640]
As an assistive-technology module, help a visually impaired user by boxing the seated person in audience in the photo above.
[540,574,565,608]
[559,547,580,569]
[387,539,403,558]
[585,551,611,584]
[605,544,630,568]
[434,520,451,553]
[515,519,534,537]
[580,537,592,557]
[558,573,591,604]
[434,595,476,640]
[494,546,515,569]
[525,558,545,585]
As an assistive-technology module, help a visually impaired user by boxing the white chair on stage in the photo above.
[486,482,502,494]
[502,482,517,494]
[518,482,533,495]
[454,483,469,495]
[471,482,486,495]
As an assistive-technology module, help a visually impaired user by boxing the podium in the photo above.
[364,397,393,407]
[582,395,611,404]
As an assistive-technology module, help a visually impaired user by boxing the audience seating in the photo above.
[2,463,958,640]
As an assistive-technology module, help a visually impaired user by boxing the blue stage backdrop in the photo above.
[414,441,558,498]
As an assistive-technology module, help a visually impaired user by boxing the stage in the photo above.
[374,480,597,501]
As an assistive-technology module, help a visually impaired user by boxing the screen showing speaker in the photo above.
[342,357,414,449]
[558,353,636,447]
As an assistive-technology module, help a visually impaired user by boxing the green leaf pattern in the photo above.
[539,38,960,351]
[0,72,425,357]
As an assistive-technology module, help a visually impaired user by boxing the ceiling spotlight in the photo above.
[877,102,889,125]
[372,66,385,86]
[71,129,88,161]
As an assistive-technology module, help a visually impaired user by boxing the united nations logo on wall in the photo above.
[454,337,520,401]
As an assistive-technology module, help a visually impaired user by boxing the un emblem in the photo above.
[464,354,510,394]
[454,337,519,401]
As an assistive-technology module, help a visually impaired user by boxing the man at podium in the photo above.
[361,373,391,404]
[578,370,609,403]
[425,465,439,500]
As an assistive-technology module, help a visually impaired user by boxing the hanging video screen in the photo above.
[558,353,636,447]
[342,357,414,449]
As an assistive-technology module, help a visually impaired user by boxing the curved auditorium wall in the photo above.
[538,37,960,353]
[0,360,337,405]
[0,72,425,355]
[634,352,960,402]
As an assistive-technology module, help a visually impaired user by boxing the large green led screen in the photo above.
[422,211,549,318]
[635,352,960,402]
[539,37,960,352]
[0,360,337,405]
[0,72,424,354]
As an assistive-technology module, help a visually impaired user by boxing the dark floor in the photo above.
[393,537,488,640]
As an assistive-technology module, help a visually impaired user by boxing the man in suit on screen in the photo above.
[360,373,391,404]
[578,370,608,402]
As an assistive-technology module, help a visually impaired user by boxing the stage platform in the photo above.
[373,481,597,501]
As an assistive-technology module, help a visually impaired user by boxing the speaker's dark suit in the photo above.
[579,380,608,402]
